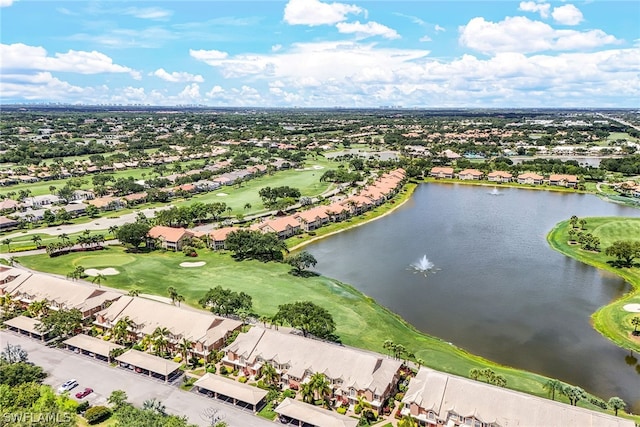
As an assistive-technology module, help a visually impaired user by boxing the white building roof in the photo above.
[275,398,358,427]
[193,373,268,406]
[63,334,124,357]
[115,349,181,376]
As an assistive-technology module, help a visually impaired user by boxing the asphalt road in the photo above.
[0,331,274,427]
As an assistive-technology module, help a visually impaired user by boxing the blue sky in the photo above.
[1,0,639,107]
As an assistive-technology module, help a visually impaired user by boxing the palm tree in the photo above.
[383,339,394,357]
[175,294,185,307]
[142,398,166,415]
[631,316,640,334]
[416,358,425,369]
[112,316,134,345]
[58,233,70,246]
[108,225,119,238]
[300,382,314,404]
[127,289,140,297]
[398,416,418,427]
[31,235,42,248]
[310,372,331,402]
[152,327,171,356]
[167,287,178,305]
[178,338,193,367]
[544,379,562,401]
[608,396,626,416]
[261,362,278,388]
[469,368,480,381]
[92,273,106,288]
[1,238,12,253]
[28,300,49,318]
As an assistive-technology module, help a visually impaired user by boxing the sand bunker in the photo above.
[85,268,119,276]
[623,303,640,313]
[216,193,228,197]
[313,165,325,170]
[179,261,206,268]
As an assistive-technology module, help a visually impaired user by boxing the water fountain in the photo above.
[489,187,502,196]
[411,255,437,275]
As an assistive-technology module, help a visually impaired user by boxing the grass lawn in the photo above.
[18,245,627,415]
[547,217,640,352]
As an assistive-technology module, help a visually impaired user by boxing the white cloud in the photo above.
[189,49,229,62]
[151,68,204,83]
[283,0,362,26]
[459,16,619,54]
[123,7,173,20]
[552,4,583,26]
[419,35,432,42]
[434,24,445,32]
[272,44,283,52]
[0,72,100,101]
[336,21,400,39]
[177,83,201,101]
[66,27,178,49]
[206,85,225,97]
[0,0,16,7]
[519,1,551,19]
[0,43,140,78]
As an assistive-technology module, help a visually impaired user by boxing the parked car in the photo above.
[58,379,78,393]
[75,387,93,399]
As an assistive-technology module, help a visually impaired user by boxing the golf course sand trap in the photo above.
[84,268,120,276]
[179,261,206,268]
[216,193,228,196]
[623,303,640,313]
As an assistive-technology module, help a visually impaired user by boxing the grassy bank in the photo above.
[547,217,640,352]
[18,246,634,418]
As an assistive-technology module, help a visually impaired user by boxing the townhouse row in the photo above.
[430,167,579,188]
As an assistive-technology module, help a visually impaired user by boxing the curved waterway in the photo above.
[306,183,640,411]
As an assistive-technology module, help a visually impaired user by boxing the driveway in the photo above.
[1,331,273,427]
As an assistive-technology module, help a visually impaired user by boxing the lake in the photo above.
[306,183,640,411]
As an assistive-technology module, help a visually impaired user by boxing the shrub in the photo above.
[395,392,404,401]
[85,406,112,424]
[219,365,229,375]
[232,369,239,376]
[354,404,362,414]
[282,389,296,399]
[238,376,247,383]
[173,355,182,363]
[198,358,206,366]
[131,344,143,351]
[337,407,347,415]
[76,401,90,414]
[206,366,216,374]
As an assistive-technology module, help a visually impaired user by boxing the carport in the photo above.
[3,315,46,341]
[63,334,124,363]
[193,373,268,412]
[115,349,181,383]
[274,398,358,427]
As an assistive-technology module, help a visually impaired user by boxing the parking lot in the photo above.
[1,331,273,427]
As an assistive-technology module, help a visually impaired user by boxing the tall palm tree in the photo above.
[310,372,331,402]
[544,379,562,401]
[175,294,185,307]
[92,273,106,288]
[31,235,42,248]
[28,300,49,318]
[112,316,134,345]
[261,362,278,388]
[300,382,314,404]
[631,316,640,334]
[167,287,178,305]
[383,339,394,357]
[178,338,193,366]
[1,238,12,253]
[108,225,119,238]
[152,326,171,356]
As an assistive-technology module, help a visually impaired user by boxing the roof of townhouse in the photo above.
[458,169,483,176]
[430,167,454,174]
[87,196,119,208]
[402,368,633,427]
[549,174,578,182]
[252,216,300,233]
[225,328,402,395]
[324,203,348,214]
[517,172,544,180]
[0,216,19,226]
[0,199,20,210]
[148,225,191,243]
[487,170,513,177]
[2,270,121,313]
[342,195,373,207]
[209,226,239,241]
[294,206,330,223]
[95,296,241,346]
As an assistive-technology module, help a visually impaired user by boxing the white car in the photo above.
[58,379,78,393]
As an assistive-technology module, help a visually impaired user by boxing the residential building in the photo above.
[487,171,513,183]
[517,172,544,185]
[457,169,484,180]
[94,296,242,359]
[251,216,301,239]
[402,367,633,427]
[294,206,330,231]
[430,167,454,179]
[147,226,193,251]
[208,227,239,250]
[548,174,579,188]
[223,327,402,412]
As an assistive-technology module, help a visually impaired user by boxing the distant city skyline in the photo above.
[1,0,639,108]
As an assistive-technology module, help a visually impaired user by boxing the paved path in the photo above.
[0,331,273,427]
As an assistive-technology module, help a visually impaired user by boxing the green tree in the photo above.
[310,372,331,402]
[261,362,279,388]
[92,273,106,288]
[562,385,586,406]
[31,235,43,248]
[112,316,134,345]
[116,222,151,250]
[0,343,29,364]
[85,204,100,218]
[225,229,287,261]
[275,301,337,341]
[0,362,47,386]
[285,251,318,275]
[178,338,193,367]
[631,316,640,334]
[608,396,626,416]
[1,238,12,253]
[543,379,562,401]
[605,240,640,267]
[37,308,82,339]
[107,389,128,409]
[199,286,252,316]
[167,286,179,305]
